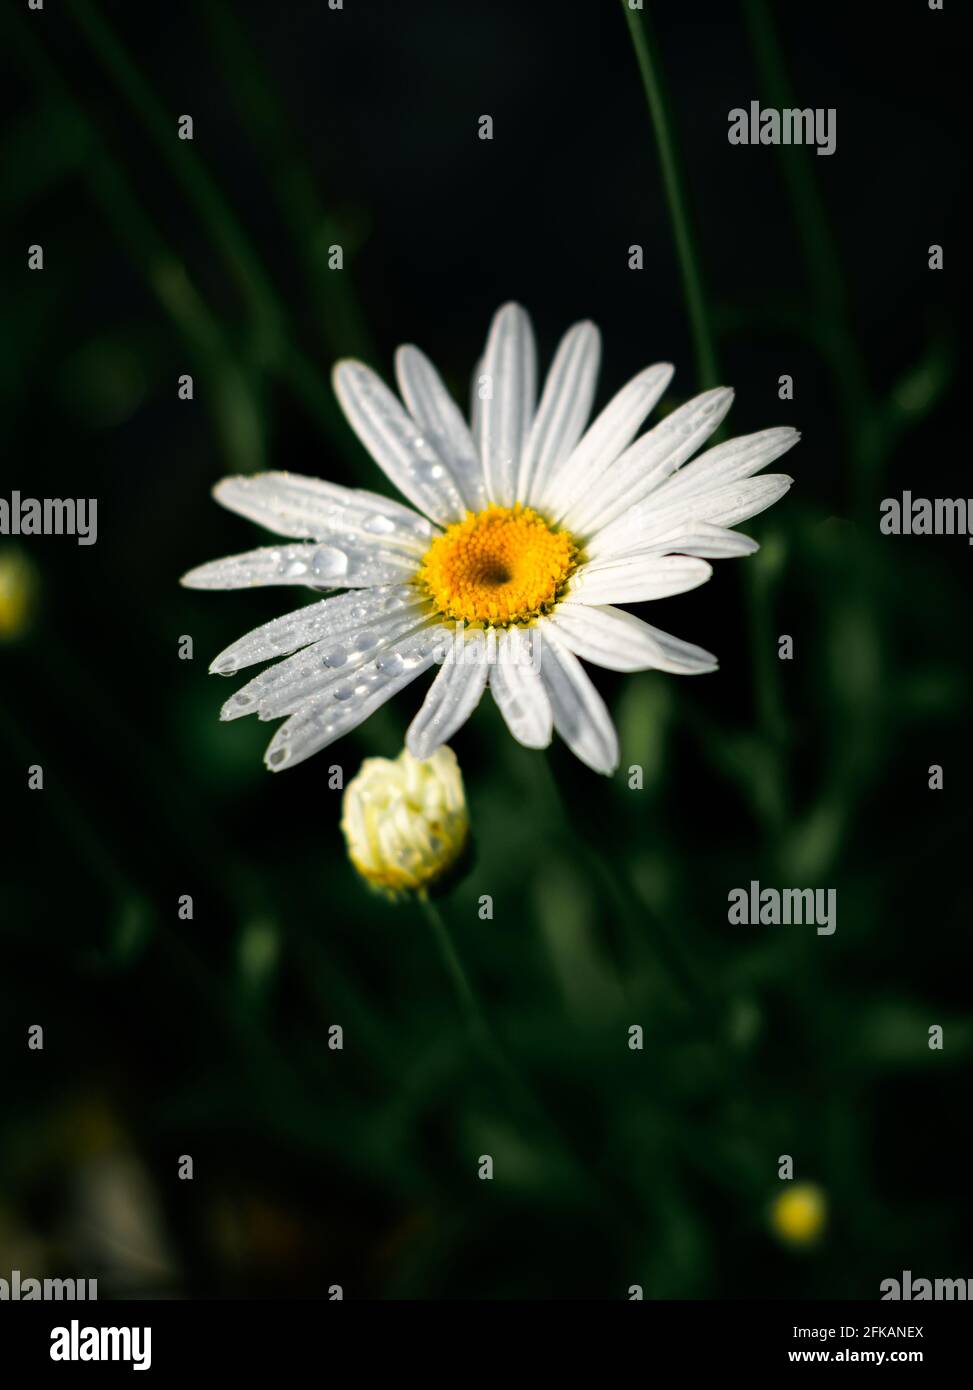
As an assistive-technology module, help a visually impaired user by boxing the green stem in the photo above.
[621,1,720,390]
[67,0,284,357]
[201,0,378,364]
[61,0,360,464]
[741,0,875,495]
[419,893,498,1058]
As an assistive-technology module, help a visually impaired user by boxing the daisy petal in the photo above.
[563,387,735,536]
[548,604,717,674]
[535,621,619,775]
[647,426,800,508]
[544,362,674,519]
[476,303,537,507]
[519,321,601,505]
[181,540,417,591]
[587,520,758,564]
[263,628,446,772]
[489,627,552,749]
[406,639,489,759]
[208,585,427,675]
[211,473,434,551]
[220,612,438,722]
[564,554,712,606]
[395,346,487,511]
[470,354,485,444]
[624,475,795,543]
[332,360,467,525]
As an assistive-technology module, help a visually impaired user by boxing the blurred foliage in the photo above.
[0,0,969,1299]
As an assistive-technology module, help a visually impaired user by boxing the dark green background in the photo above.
[1,0,969,1298]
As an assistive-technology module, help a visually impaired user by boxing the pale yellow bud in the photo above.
[0,548,37,641]
[770,1183,827,1246]
[341,746,469,897]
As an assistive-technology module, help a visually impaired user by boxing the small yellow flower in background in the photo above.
[0,548,37,642]
[341,745,468,897]
[770,1182,827,1246]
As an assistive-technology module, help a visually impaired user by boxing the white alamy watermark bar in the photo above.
[880,492,973,543]
[0,491,98,545]
[728,881,837,935]
[0,1268,97,1300]
[727,101,837,156]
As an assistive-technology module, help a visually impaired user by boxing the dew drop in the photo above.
[311,546,349,580]
[376,652,405,677]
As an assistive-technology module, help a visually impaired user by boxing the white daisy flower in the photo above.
[182,303,798,775]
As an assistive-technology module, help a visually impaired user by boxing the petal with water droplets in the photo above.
[263,629,446,771]
[333,359,467,525]
[395,346,487,512]
[181,541,418,592]
[208,585,426,675]
[212,472,435,551]
[476,303,537,507]
[535,621,619,774]
[406,639,489,759]
[548,604,717,674]
[519,321,600,505]
[489,627,552,749]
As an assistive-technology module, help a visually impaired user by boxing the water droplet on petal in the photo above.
[376,652,405,677]
[312,546,349,580]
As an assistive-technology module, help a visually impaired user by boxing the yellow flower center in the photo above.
[418,505,578,626]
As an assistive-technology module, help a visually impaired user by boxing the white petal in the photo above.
[535,621,619,775]
[209,585,427,674]
[489,627,552,749]
[220,610,437,722]
[519,321,600,505]
[543,363,674,518]
[562,387,735,537]
[470,354,484,444]
[646,426,799,508]
[263,628,446,772]
[564,554,712,606]
[476,303,536,507]
[394,346,487,511]
[211,473,435,551]
[181,540,418,591]
[332,359,467,525]
[587,520,758,564]
[658,474,795,530]
[548,604,717,674]
[406,640,489,759]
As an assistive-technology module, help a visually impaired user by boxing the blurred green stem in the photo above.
[67,0,284,357]
[621,1,789,831]
[62,0,356,457]
[419,894,499,1060]
[201,0,377,364]
[621,1,719,390]
[741,0,876,497]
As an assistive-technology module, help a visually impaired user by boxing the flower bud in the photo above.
[341,746,468,897]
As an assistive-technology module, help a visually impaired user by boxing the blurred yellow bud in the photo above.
[341,745,468,897]
[0,548,37,641]
[770,1182,827,1246]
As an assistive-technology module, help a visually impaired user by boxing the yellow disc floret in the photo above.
[418,505,578,626]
